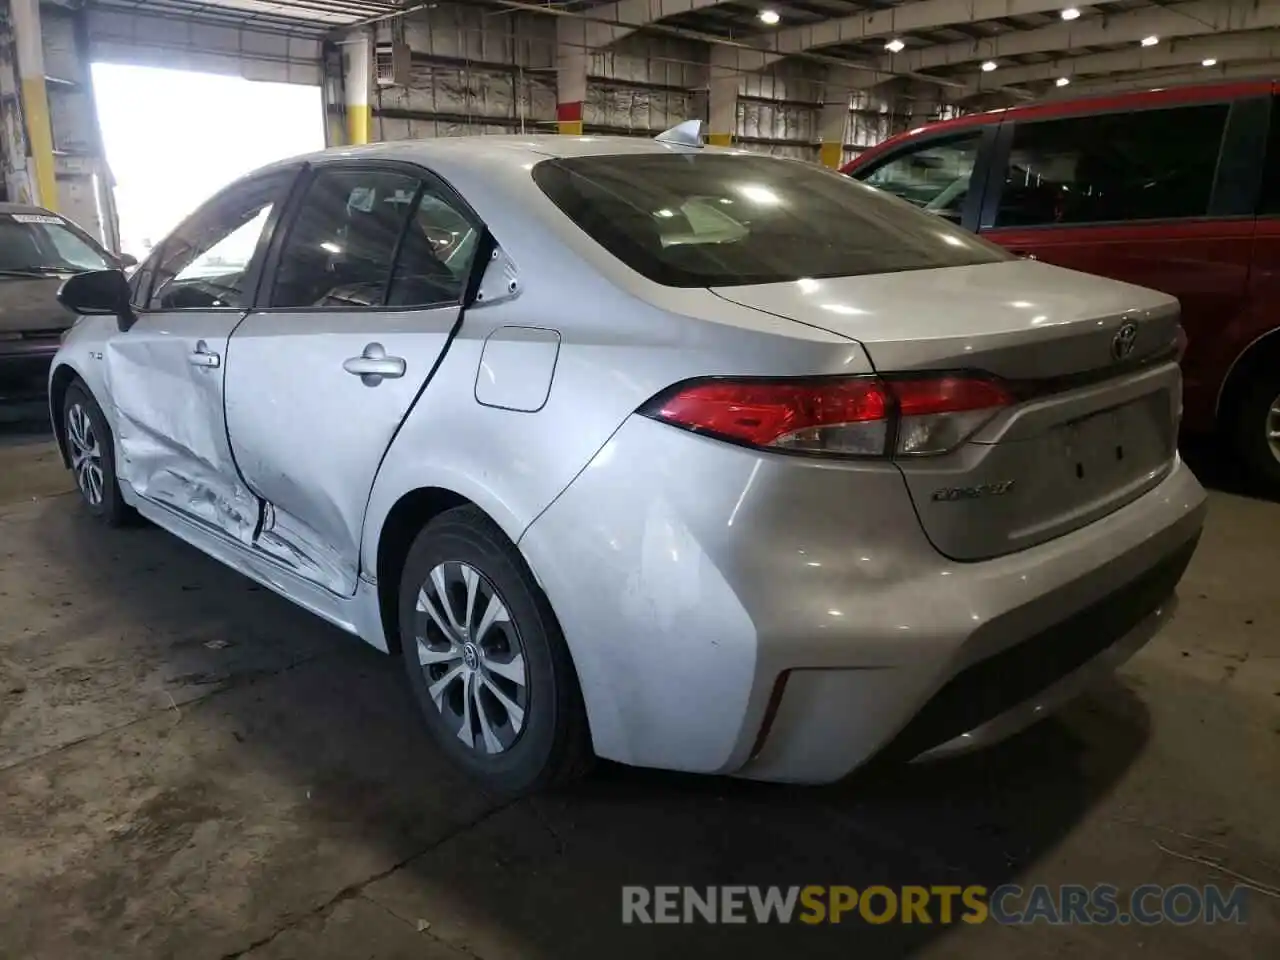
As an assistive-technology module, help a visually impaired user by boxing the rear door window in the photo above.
[269,167,420,309]
[994,104,1229,227]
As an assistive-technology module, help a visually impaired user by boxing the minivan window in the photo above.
[1259,95,1280,216]
[533,153,1008,287]
[860,132,982,223]
[995,104,1230,228]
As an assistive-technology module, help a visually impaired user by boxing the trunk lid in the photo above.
[712,260,1183,561]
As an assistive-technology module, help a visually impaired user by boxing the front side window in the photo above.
[533,153,1007,288]
[0,212,111,275]
[860,133,982,224]
[150,171,292,310]
[995,104,1230,228]
[270,168,420,308]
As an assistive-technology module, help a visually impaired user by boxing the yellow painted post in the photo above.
[818,99,849,169]
[343,33,371,145]
[12,0,57,210]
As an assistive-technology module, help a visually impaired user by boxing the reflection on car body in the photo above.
[48,130,1205,795]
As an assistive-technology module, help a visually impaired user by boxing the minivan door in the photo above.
[104,170,294,539]
[977,99,1262,434]
[223,163,483,596]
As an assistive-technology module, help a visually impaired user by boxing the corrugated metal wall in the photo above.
[370,4,924,162]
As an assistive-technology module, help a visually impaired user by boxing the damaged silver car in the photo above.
[49,132,1205,794]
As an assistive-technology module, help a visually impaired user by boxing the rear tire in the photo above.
[62,381,136,526]
[397,505,592,795]
[1230,370,1280,497]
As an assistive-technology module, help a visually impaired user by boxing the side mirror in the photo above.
[57,269,135,332]
[117,252,138,268]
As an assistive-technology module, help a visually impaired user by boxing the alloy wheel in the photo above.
[66,402,104,507]
[413,561,529,756]
[1268,391,1280,465]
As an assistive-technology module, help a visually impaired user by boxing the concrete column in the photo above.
[818,99,848,169]
[707,45,738,147]
[11,0,57,210]
[343,32,371,145]
[556,18,587,135]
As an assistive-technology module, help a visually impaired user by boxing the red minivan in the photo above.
[843,79,1280,493]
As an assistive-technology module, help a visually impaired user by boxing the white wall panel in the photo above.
[86,6,322,84]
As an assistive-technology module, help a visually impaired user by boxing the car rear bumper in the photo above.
[519,414,1207,783]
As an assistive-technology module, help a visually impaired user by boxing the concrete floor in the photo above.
[1,416,1277,959]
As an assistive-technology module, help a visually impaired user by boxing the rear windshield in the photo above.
[532,153,1008,287]
[0,212,111,275]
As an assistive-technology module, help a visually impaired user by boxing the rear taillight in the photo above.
[642,374,1011,458]
[890,376,1014,456]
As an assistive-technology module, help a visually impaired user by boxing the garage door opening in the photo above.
[91,63,325,261]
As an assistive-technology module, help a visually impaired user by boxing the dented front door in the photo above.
[105,169,296,541]
[106,311,258,539]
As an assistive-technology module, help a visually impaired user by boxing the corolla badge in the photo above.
[931,480,1016,502]
[1111,321,1139,361]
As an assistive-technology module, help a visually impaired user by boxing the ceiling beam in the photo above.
[876,0,1278,74]
[1036,59,1280,97]
[581,0,726,50]
[756,0,1078,58]
[965,30,1280,94]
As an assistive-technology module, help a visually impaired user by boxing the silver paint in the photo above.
[49,134,1208,783]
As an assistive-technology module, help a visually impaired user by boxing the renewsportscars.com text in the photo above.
[621,884,1249,926]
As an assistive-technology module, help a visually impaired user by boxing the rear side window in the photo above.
[995,104,1229,227]
[859,132,983,224]
[533,153,1007,288]
[1259,95,1280,215]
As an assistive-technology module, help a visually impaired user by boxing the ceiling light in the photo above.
[982,60,998,72]
[1060,7,1080,20]
[885,38,905,53]
[758,9,780,24]
[1056,76,1071,87]
[1141,35,1159,47]
[1202,57,1217,67]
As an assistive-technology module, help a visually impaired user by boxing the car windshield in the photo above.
[532,152,1008,287]
[0,212,111,275]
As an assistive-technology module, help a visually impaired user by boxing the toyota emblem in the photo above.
[1111,321,1139,362]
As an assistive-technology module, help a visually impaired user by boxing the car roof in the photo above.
[251,133,755,183]
[0,202,57,216]
[841,77,1277,174]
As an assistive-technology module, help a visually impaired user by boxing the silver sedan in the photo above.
[48,130,1206,794]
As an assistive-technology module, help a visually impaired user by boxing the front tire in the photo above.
[398,505,592,795]
[63,381,134,526]
[1230,370,1280,497]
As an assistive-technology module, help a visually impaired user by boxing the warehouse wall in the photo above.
[368,2,924,163]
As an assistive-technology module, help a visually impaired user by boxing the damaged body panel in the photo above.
[224,305,463,596]
[105,312,258,541]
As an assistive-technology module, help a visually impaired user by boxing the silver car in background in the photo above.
[48,133,1206,794]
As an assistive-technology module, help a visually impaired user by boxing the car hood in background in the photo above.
[710,259,1180,381]
[0,275,77,335]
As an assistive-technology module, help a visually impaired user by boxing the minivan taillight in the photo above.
[641,375,1012,458]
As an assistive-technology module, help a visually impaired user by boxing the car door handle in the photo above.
[189,341,220,368]
[343,343,406,385]
[1009,248,1038,260]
